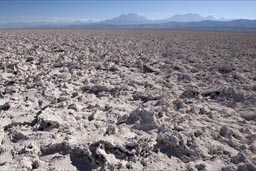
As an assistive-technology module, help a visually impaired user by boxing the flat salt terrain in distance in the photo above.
[0,29,256,170]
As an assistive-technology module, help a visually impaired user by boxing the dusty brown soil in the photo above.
[0,30,256,171]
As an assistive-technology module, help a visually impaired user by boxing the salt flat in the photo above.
[0,30,256,171]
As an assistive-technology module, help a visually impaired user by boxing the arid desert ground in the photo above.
[0,30,256,171]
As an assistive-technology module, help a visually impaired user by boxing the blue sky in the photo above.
[0,1,256,23]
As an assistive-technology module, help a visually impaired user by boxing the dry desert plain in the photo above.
[0,30,256,171]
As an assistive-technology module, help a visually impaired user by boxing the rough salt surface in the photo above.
[0,30,256,171]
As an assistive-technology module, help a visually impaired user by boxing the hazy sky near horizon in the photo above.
[0,1,256,23]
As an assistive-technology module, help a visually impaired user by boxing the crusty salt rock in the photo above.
[34,113,63,131]
[19,157,33,170]
[116,114,129,125]
[104,125,116,136]
[240,111,256,121]
[2,86,17,95]
[155,131,202,162]
[109,64,120,72]
[132,91,162,102]
[5,63,18,73]
[221,165,237,171]
[126,108,159,131]
[173,99,185,111]
[142,64,159,73]
[173,124,185,131]
[0,102,10,111]
[180,89,199,99]
[9,130,28,143]
[217,64,234,74]
[37,119,60,131]
[89,141,131,169]
[199,106,211,115]
[195,163,206,171]
[31,160,40,170]
[202,87,245,102]
[249,143,256,154]
[67,103,78,111]
[4,80,15,87]
[231,151,247,164]
[157,131,182,147]
[220,87,245,102]
[219,126,233,138]
[194,130,203,137]
[18,144,40,160]
[162,50,172,58]
[135,59,144,71]
[25,57,34,63]
[177,73,191,82]
[81,84,113,94]
[57,96,67,103]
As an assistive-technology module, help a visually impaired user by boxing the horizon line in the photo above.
[0,12,244,24]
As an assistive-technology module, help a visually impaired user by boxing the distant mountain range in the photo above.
[158,13,217,23]
[1,13,256,31]
[99,13,152,25]
[96,13,229,25]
